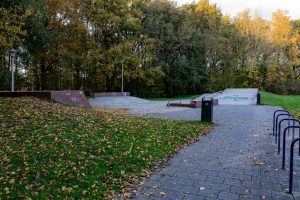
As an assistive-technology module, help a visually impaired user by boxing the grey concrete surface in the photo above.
[89,88,259,115]
[89,96,194,115]
[133,105,300,200]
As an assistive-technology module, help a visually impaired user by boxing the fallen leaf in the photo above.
[160,192,166,197]
[124,192,131,198]
[200,187,205,191]
[67,187,73,193]
[255,160,264,166]
[82,190,87,195]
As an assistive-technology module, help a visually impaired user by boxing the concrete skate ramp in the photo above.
[51,91,90,107]
[216,88,258,105]
[88,96,193,115]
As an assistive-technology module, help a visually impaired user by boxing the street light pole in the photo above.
[10,49,17,92]
[121,62,124,95]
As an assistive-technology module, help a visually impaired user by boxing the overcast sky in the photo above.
[174,0,300,19]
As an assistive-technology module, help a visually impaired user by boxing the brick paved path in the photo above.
[133,106,300,200]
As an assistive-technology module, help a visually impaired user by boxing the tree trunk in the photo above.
[40,57,47,90]
[75,62,81,89]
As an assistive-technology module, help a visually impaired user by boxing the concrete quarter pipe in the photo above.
[215,88,258,105]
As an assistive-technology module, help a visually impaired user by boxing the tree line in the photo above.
[1,0,299,97]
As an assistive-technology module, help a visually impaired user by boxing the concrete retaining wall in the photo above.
[91,92,130,98]
[0,91,90,107]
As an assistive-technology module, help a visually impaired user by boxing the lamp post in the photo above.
[121,62,124,95]
[10,49,17,92]
[121,57,130,96]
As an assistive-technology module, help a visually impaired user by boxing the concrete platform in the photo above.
[89,96,193,115]
[215,88,258,105]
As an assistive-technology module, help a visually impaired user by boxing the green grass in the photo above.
[261,91,300,118]
[148,94,200,101]
[0,97,210,199]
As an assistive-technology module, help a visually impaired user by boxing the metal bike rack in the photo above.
[277,118,300,154]
[282,126,300,169]
[289,138,300,194]
[273,110,289,136]
[272,111,300,194]
[275,113,293,143]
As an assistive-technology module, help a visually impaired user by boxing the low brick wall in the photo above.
[191,101,201,108]
[0,91,90,107]
[213,99,219,106]
[168,102,195,108]
[191,99,219,108]
[168,99,219,108]
[91,92,130,98]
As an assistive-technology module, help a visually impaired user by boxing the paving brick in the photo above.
[234,174,252,181]
[179,185,199,195]
[250,188,272,197]
[202,170,219,177]
[230,185,251,195]
[271,191,293,200]
[160,181,182,191]
[158,190,184,200]
[218,192,239,200]
[182,194,206,200]
[189,174,207,181]
[197,188,219,198]
[238,194,261,200]
[241,180,261,188]
[144,180,161,188]
[193,180,214,189]
[244,170,260,176]
[218,171,235,179]
[210,183,231,192]
[205,176,224,184]
[224,178,243,187]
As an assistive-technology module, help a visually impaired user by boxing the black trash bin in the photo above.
[201,97,213,123]
[257,92,261,105]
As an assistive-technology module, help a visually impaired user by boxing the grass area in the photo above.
[148,94,200,101]
[261,91,300,118]
[0,97,210,199]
